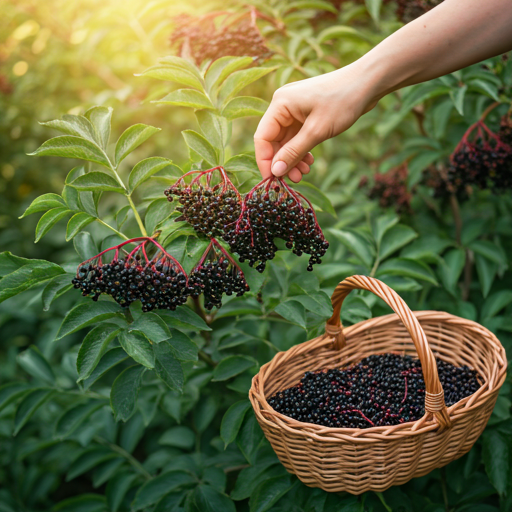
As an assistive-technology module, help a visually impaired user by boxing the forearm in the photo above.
[355,0,512,104]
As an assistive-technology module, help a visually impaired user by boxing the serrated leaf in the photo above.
[77,324,122,381]
[83,348,129,390]
[129,313,171,343]
[167,329,198,361]
[291,291,332,318]
[195,110,229,150]
[205,56,254,92]
[222,96,269,120]
[156,305,211,331]
[35,207,71,242]
[249,475,293,512]
[153,89,214,109]
[71,171,125,193]
[28,135,111,168]
[138,66,204,90]
[220,400,252,447]
[224,154,259,173]
[118,330,155,368]
[145,198,172,235]
[41,114,98,144]
[293,181,336,216]
[17,346,55,384]
[0,255,65,303]
[54,401,107,439]
[182,130,218,166]
[66,212,96,241]
[20,193,66,218]
[194,485,236,512]
[128,157,172,193]
[110,365,145,422]
[275,300,307,329]
[74,231,98,261]
[379,224,417,260]
[57,301,123,339]
[330,228,374,268]
[218,67,278,105]
[212,356,257,381]
[153,340,184,391]
[114,124,160,165]
[14,388,54,435]
[377,258,438,285]
[132,470,197,511]
[84,106,113,149]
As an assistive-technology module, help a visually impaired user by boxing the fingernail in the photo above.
[272,161,287,176]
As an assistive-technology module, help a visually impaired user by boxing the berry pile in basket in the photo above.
[268,353,479,429]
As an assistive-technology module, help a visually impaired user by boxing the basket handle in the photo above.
[325,275,451,429]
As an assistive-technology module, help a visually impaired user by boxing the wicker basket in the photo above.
[250,275,507,494]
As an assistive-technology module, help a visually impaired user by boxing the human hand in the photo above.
[254,63,379,182]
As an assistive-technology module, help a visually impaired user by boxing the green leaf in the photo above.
[293,181,336,216]
[481,290,512,321]
[284,1,337,14]
[132,471,197,511]
[408,150,444,187]
[365,0,382,22]
[291,291,332,318]
[377,258,438,285]
[468,240,507,266]
[53,494,107,512]
[128,157,172,193]
[110,365,145,422]
[138,66,204,90]
[35,207,71,242]
[194,395,218,433]
[153,89,214,109]
[57,301,123,339]
[66,212,96,241]
[73,231,98,261]
[483,430,509,496]
[14,388,54,435]
[77,324,121,381]
[237,413,264,464]
[372,213,399,247]
[66,448,117,481]
[222,96,269,120]
[438,248,465,295]
[275,300,307,329]
[379,225,417,260]
[0,382,31,413]
[118,330,154,368]
[17,346,55,384]
[450,84,468,115]
[0,255,65,303]
[220,400,252,448]
[218,67,278,105]
[317,25,372,45]
[42,274,73,311]
[194,485,236,512]
[330,228,374,268]
[182,130,218,166]
[54,401,106,439]
[106,471,138,512]
[19,193,66,218]
[114,124,160,165]
[249,475,293,512]
[71,171,125,193]
[166,329,198,362]
[129,312,171,343]
[468,78,500,101]
[213,356,257,381]
[82,348,129,390]
[159,426,195,449]
[158,56,203,78]
[40,115,98,143]
[145,198,172,235]
[195,110,229,149]
[340,295,371,324]
[475,253,497,298]
[224,154,259,173]
[153,340,184,391]
[84,106,113,149]
[28,135,111,168]
[205,56,254,92]
[231,463,286,501]
[156,306,212,331]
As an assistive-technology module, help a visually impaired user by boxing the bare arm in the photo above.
[255,0,512,182]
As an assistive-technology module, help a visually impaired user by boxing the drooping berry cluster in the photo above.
[269,353,479,429]
[189,239,250,310]
[164,167,241,239]
[223,177,329,273]
[446,120,512,198]
[499,114,512,146]
[72,238,189,312]
[362,164,412,214]
[170,12,273,65]
[396,0,443,23]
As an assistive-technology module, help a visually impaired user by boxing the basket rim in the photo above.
[250,309,507,441]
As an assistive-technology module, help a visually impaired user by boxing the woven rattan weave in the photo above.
[249,275,507,494]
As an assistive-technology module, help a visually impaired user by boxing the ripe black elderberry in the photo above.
[164,166,241,239]
[224,177,329,273]
[364,164,412,214]
[499,114,512,146]
[188,238,250,310]
[71,237,189,312]
[268,353,479,429]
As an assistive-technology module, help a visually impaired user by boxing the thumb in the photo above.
[271,119,322,177]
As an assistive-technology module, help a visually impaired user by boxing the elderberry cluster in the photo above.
[224,180,329,273]
[499,115,512,146]
[363,165,412,214]
[269,353,479,429]
[165,186,241,239]
[189,246,250,310]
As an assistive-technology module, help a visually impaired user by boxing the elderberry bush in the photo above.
[224,177,329,273]
[165,167,241,239]
[268,354,479,429]
[72,238,189,312]
[188,239,250,310]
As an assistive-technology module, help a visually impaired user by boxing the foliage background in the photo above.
[1,0,511,511]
